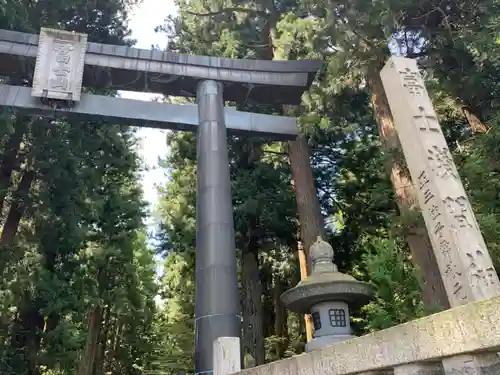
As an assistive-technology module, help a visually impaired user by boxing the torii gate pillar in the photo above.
[195,80,240,373]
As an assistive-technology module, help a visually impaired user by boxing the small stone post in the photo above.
[213,337,241,375]
[380,56,500,374]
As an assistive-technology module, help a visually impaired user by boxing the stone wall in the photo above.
[214,296,500,375]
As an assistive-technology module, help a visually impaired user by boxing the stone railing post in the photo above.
[213,337,241,375]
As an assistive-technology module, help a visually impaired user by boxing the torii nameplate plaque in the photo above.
[32,28,87,102]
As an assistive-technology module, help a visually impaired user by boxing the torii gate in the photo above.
[0,28,321,374]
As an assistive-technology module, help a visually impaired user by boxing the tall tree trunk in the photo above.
[93,306,110,375]
[366,63,450,311]
[0,170,35,247]
[273,277,284,337]
[0,120,28,212]
[78,305,103,375]
[8,293,45,375]
[105,317,123,374]
[287,136,325,259]
[241,249,265,367]
[237,139,266,367]
[286,136,324,341]
[272,275,288,359]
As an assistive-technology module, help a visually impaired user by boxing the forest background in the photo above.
[0,0,499,374]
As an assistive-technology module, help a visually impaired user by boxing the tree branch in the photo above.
[263,150,287,156]
[186,8,267,17]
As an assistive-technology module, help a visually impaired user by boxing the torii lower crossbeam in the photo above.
[0,84,297,139]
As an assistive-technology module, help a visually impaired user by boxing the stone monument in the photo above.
[381,56,500,374]
[281,237,373,351]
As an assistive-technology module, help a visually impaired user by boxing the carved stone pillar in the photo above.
[380,56,500,375]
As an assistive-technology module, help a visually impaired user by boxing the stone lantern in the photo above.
[281,236,374,352]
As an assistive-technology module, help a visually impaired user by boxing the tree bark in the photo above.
[366,63,450,311]
[93,306,110,375]
[288,135,325,261]
[242,250,265,367]
[272,275,287,358]
[287,135,324,341]
[0,170,35,247]
[78,305,103,375]
[463,106,489,133]
[0,120,27,213]
[8,293,45,375]
[273,276,284,337]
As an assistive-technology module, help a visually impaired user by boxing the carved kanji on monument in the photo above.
[32,28,87,101]
[380,57,500,307]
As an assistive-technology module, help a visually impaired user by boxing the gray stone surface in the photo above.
[394,363,443,375]
[281,279,373,313]
[0,28,322,104]
[213,337,241,375]
[230,296,500,375]
[281,237,373,313]
[0,84,297,138]
[380,57,500,307]
[442,354,500,375]
[32,28,87,101]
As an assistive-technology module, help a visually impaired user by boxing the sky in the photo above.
[119,0,179,228]
[118,0,179,281]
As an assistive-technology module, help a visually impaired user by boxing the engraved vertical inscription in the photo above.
[443,262,467,301]
[440,239,452,259]
[442,196,474,229]
[418,170,435,204]
[418,171,445,238]
[416,168,464,299]
[413,106,440,133]
[427,145,459,179]
[439,238,453,262]
[428,203,440,220]
[466,248,496,288]
[399,68,424,97]
[49,40,74,91]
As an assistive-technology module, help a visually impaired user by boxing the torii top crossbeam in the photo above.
[0,28,321,104]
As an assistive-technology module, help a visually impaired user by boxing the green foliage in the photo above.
[3,0,500,373]
[358,236,427,332]
[0,1,160,375]
[454,120,500,270]
[145,251,195,375]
